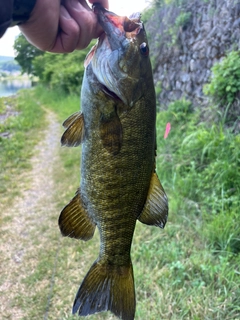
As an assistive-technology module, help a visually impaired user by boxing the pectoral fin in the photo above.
[59,189,96,241]
[99,111,123,156]
[138,172,168,228]
[61,112,85,147]
[62,112,81,128]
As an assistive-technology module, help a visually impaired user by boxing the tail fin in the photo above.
[72,259,135,320]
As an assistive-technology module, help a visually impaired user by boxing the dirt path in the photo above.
[0,109,61,319]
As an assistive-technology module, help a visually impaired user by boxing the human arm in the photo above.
[0,0,37,38]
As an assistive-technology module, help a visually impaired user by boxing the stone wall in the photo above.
[146,0,240,107]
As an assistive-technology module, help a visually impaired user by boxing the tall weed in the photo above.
[156,99,240,253]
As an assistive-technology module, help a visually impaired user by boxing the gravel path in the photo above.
[0,110,61,319]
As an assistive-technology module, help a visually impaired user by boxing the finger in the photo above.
[50,5,80,53]
[64,0,99,49]
[78,0,91,10]
[19,0,60,51]
[88,0,109,9]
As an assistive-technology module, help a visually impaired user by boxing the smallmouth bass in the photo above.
[59,4,168,320]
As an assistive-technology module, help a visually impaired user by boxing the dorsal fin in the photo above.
[61,112,85,147]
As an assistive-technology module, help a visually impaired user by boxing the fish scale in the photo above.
[59,4,168,320]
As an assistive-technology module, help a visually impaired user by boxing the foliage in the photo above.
[14,33,44,75]
[156,99,240,253]
[204,209,240,254]
[167,10,192,45]
[175,11,191,29]
[152,0,165,7]
[141,6,156,23]
[152,0,188,7]
[13,31,96,94]
[32,48,90,95]
[204,51,240,104]
[167,98,192,120]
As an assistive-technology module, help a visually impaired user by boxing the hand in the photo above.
[19,0,109,53]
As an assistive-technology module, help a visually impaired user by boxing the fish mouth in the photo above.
[93,3,140,32]
[93,3,141,50]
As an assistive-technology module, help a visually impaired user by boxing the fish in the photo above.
[58,3,168,320]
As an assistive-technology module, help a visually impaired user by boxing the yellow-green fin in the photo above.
[62,111,81,128]
[99,112,123,155]
[138,172,168,228]
[73,259,135,320]
[59,190,96,241]
[61,112,85,147]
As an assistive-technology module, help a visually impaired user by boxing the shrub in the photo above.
[204,51,240,104]
[175,12,191,30]
[32,43,94,95]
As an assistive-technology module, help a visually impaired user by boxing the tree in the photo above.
[32,41,95,94]
[14,34,43,75]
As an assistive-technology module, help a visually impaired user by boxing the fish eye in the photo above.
[139,42,149,56]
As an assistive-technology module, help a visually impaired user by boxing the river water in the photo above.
[0,79,31,97]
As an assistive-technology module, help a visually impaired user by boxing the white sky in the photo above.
[0,0,150,57]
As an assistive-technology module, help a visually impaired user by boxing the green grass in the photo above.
[1,88,240,319]
[153,99,240,318]
[32,85,82,208]
[46,90,240,319]
[0,90,45,207]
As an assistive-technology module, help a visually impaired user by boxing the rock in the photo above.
[189,59,195,71]
[176,80,182,90]
[186,81,193,94]
[180,73,191,83]
[146,0,240,106]
[211,47,219,59]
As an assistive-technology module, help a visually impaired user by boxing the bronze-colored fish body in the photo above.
[59,4,168,320]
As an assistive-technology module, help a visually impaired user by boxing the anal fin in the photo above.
[138,172,168,228]
[59,189,96,241]
[61,112,85,147]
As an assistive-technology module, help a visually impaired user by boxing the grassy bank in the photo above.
[1,87,239,319]
[35,87,240,319]
[0,90,45,208]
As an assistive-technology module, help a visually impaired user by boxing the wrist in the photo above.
[11,0,37,26]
